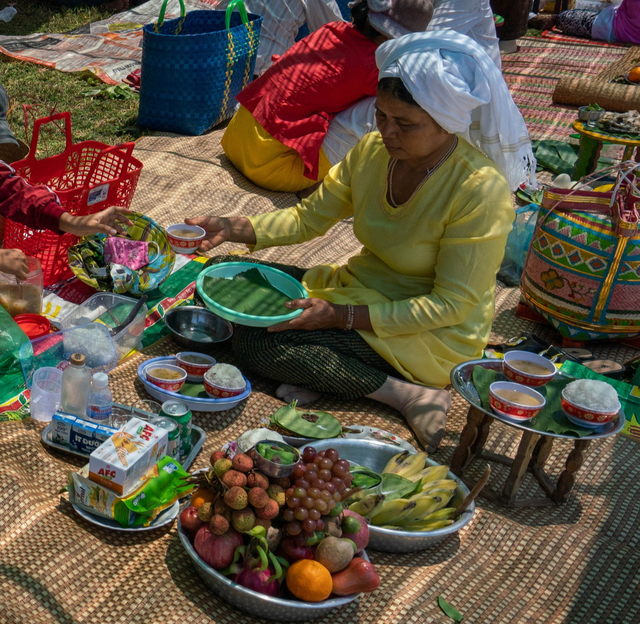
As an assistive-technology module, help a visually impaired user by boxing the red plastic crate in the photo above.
[3,112,143,286]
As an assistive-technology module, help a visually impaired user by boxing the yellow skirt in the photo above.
[221,105,332,193]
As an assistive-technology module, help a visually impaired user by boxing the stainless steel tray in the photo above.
[41,402,206,470]
[450,359,625,440]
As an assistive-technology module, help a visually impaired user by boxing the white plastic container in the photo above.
[0,257,43,317]
[61,354,92,418]
[60,293,148,360]
[86,372,113,424]
[30,367,63,422]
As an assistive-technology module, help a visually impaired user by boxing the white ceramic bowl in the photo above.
[166,224,206,254]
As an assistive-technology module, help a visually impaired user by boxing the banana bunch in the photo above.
[347,451,460,532]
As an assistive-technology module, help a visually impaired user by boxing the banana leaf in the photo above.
[348,465,382,490]
[347,472,416,503]
[271,400,342,439]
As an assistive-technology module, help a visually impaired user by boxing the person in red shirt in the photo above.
[221,0,434,193]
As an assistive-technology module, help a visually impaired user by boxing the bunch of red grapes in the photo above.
[282,447,353,536]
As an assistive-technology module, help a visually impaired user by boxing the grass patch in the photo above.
[1,1,147,156]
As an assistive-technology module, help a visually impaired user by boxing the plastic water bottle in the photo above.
[86,372,113,424]
[61,353,92,418]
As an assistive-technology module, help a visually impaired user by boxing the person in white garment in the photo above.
[322,0,501,169]
[216,0,345,75]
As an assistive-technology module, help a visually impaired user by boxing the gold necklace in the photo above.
[388,136,459,208]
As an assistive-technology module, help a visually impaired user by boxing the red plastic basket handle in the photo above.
[81,141,136,194]
[23,111,73,164]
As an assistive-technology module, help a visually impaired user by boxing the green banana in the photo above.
[370,498,416,526]
[381,451,411,474]
[348,494,385,517]
[407,464,449,484]
[396,496,442,525]
[391,452,428,478]
[420,479,458,494]
[421,507,456,523]
[402,518,455,532]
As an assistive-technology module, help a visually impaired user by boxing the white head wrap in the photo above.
[376,31,537,191]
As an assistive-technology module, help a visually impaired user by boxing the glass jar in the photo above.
[0,256,43,317]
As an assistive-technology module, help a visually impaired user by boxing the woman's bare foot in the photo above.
[367,377,451,453]
[276,384,322,405]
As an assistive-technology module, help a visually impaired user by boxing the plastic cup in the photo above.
[110,406,132,430]
[132,399,162,420]
[30,367,63,422]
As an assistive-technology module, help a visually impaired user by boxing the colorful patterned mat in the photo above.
[2,131,640,623]
[504,37,628,141]
[541,27,632,48]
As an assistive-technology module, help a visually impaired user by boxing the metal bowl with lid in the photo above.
[164,305,233,351]
[310,438,475,553]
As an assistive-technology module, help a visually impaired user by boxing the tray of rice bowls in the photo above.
[196,262,308,328]
[451,359,625,439]
[138,356,251,412]
[311,439,474,553]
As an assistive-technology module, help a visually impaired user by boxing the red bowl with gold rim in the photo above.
[166,224,206,254]
[176,352,216,382]
[489,381,545,422]
[561,391,619,428]
[145,363,187,392]
[503,351,556,387]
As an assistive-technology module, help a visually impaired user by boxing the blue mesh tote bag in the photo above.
[138,0,262,135]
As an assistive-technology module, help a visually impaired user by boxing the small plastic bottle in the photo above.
[86,372,113,424]
[61,353,92,418]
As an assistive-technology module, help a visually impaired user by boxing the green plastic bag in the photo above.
[0,306,29,406]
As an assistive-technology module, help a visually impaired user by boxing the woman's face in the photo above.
[375,90,445,161]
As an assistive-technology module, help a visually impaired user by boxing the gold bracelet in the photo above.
[344,304,354,331]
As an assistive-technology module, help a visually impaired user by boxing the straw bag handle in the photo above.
[156,0,186,29]
[225,0,250,29]
[80,142,136,197]
[23,111,73,165]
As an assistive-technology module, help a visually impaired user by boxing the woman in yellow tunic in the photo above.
[188,31,535,451]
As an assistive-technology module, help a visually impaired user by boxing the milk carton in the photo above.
[52,412,77,445]
[70,421,98,454]
[89,417,167,496]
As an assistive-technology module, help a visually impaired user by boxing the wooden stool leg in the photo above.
[471,414,492,457]
[530,436,555,497]
[501,431,540,505]
[450,406,486,478]
[553,439,591,503]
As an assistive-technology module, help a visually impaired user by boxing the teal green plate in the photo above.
[195,261,308,328]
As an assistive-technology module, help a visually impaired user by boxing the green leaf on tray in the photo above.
[179,382,209,398]
[438,596,464,622]
[272,400,342,439]
[202,268,291,317]
[349,467,382,490]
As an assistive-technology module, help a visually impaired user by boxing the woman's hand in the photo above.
[185,216,257,252]
[59,206,134,237]
[268,298,346,332]
[0,249,30,280]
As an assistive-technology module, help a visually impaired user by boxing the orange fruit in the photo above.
[286,560,333,602]
[629,66,640,84]
[190,487,215,509]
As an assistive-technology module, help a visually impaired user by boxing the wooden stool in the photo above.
[450,405,590,507]
[572,121,640,181]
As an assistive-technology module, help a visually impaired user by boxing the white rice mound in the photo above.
[205,363,245,389]
[564,379,619,412]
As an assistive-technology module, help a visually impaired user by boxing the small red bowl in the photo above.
[145,364,187,392]
[203,370,246,399]
[503,351,556,387]
[489,381,545,421]
[561,391,619,427]
[166,225,206,254]
[175,352,216,382]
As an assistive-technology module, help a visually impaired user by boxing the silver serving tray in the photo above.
[282,425,415,452]
[178,521,366,621]
[41,402,206,470]
[311,439,474,553]
[72,500,179,532]
[450,359,626,440]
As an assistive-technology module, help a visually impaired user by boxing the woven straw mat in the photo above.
[2,131,640,624]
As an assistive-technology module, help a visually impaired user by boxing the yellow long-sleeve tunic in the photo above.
[248,132,514,387]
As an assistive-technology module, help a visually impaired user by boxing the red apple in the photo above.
[180,506,204,540]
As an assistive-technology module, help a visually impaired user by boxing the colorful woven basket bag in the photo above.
[521,165,640,341]
[138,0,262,136]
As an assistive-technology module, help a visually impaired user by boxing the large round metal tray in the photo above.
[178,521,365,621]
[311,439,474,553]
[450,359,625,440]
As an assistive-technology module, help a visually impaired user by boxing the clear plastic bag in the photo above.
[0,306,30,405]
[498,203,539,287]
